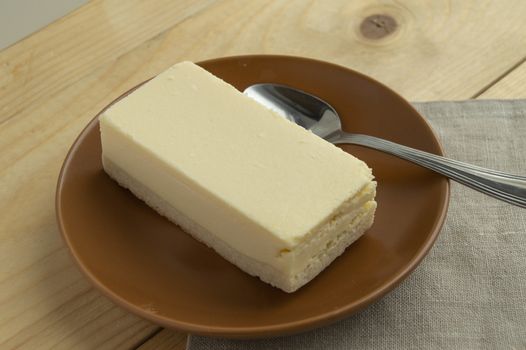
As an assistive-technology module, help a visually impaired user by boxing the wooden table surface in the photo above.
[1,1,526,349]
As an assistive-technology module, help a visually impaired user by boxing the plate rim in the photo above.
[56,54,450,338]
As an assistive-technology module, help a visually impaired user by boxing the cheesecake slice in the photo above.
[99,61,377,293]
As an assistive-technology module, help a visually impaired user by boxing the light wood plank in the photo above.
[0,79,160,348]
[478,60,526,99]
[3,0,526,349]
[0,1,216,347]
[163,0,526,101]
[0,0,216,123]
[0,61,164,349]
[3,0,526,125]
[137,329,186,350]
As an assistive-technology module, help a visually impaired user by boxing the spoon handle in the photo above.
[334,133,526,208]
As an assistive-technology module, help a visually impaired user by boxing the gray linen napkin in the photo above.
[188,100,526,350]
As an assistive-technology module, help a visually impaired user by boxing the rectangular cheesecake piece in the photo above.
[99,61,377,293]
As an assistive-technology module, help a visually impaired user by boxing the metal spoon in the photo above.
[244,83,526,208]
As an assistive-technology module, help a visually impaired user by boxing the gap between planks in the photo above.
[132,327,163,349]
[471,56,526,99]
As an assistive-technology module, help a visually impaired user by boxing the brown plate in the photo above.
[56,55,449,338]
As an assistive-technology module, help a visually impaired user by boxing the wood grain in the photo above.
[1,0,526,349]
[0,79,160,348]
[0,1,218,348]
[0,57,164,350]
[3,0,526,122]
[0,0,216,124]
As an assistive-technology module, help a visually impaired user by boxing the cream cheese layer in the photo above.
[100,61,374,271]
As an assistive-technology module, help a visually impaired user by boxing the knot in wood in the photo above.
[360,14,397,39]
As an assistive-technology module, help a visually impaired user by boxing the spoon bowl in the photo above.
[245,83,342,140]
